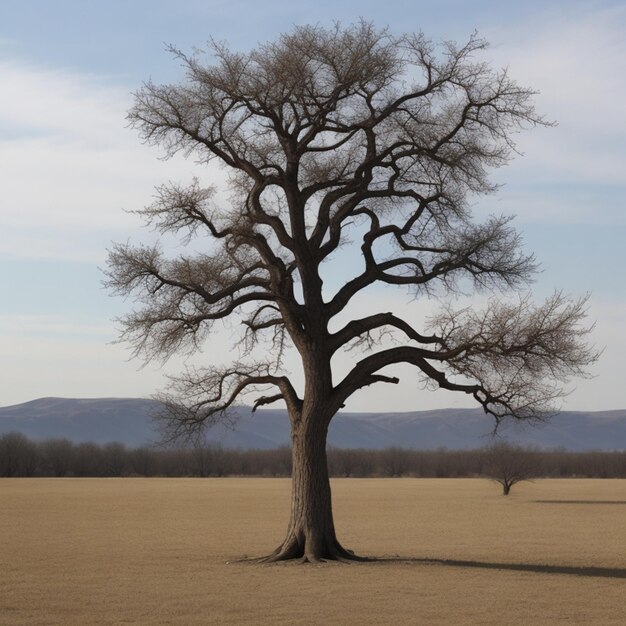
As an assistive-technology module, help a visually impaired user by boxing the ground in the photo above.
[1,477,625,624]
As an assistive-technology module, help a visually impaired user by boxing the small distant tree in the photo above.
[107,23,598,561]
[483,441,538,495]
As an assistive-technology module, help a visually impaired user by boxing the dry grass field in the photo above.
[1,478,625,625]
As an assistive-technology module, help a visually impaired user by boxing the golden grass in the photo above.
[1,478,625,624]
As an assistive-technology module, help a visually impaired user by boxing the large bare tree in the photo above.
[106,23,597,562]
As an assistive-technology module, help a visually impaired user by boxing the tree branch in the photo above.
[154,364,302,443]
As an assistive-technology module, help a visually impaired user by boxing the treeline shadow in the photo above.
[534,500,626,505]
[372,556,626,579]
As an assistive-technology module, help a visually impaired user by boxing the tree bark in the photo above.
[262,409,363,563]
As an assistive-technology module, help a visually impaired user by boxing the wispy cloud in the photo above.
[482,5,626,199]
[0,331,162,405]
[0,314,112,337]
[0,60,223,260]
[0,60,127,143]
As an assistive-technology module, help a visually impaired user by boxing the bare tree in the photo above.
[483,441,539,495]
[106,23,598,561]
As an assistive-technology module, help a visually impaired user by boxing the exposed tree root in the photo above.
[251,534,371,564]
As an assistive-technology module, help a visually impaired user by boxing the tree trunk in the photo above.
[262,412,363,563]
[502,481,511,495]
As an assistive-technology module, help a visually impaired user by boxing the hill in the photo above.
[1,397,625,451]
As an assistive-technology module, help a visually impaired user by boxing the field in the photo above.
[1,478,625,624]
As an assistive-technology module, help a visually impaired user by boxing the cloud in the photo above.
[0,60,225,261]
[568,296,626,411]
[0,60,127,143]
[0,310,241,407]
[3,5,624,258]
[2,286,621,411]
[0,314,112,338]
[0,331,163,405]
[482,4,626,195]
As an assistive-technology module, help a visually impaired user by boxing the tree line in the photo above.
[1,432,625,481]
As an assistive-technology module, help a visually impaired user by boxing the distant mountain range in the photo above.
[1,397,626,451]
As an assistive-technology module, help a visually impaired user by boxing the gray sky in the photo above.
[1,0,624,411]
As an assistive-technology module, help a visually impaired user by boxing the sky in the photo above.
[1,0,625,412]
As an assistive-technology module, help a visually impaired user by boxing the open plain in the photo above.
[1,477,625,624]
